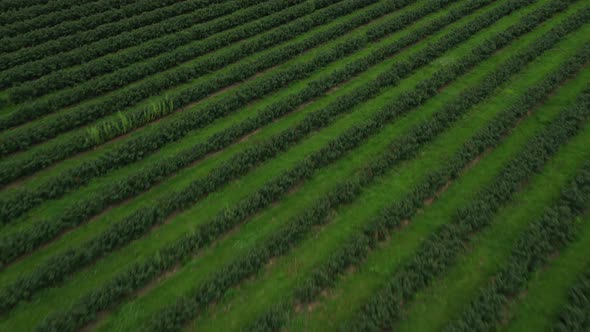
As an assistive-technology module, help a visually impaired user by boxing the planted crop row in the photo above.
[290,39,590,316]
[0,0,472,265]
[246,22,590,331]
[0,0,150,40]
[0,0,440,184]
[344,77,590,332]
[0,0,216,52]
[33,3,542,329]
[0,0,405,221]
[0,0,454,187]
[0,1,527,324]
[0,34,371,314]
[0,0,378,157]
[0,0,49,12]
[4,0,520,246]
[0,0,96,26]
[445,158,590,332]
[142,7,578,329]
[553,262,590,331]
[0,0,257,78]
[0,36,367,262]
[2,0,310,117]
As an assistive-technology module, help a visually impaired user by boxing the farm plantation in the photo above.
[0,0,590,331]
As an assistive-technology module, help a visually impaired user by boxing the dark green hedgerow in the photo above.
[0,0,97,25]
[0,0,378,156]
[342,83,590,332]
[0,0,473,265]
[0,0,296,105]
[0,0,227,53]
[8,1,536,328]
[0,0,258,80]
[2,0,295,106]
[0,0,168,40]
[553,263,590,332]
[0,0,50,13]
[0,0,407,222]
[0,0,461,184]
[445,160,590,332]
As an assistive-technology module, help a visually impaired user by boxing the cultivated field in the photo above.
[0,0,589,331]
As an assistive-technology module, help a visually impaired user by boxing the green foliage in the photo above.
[0,0,206,51]
[345,73,590,332]
[0,0,50,13]
[3,0,533,328]
[553,264,590,331]
[0,0,470,270]
[446,160,590,332]
[0,0,360,153]
[1,0,293,105]
[0,0,236,73]
[0,0,587,331]
[146,4,585,330]
[0,0,96,25]
[28,1,566,330]
[246,4,590,329]
[0,0,391,222]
